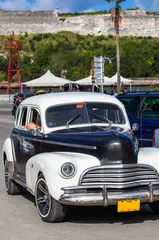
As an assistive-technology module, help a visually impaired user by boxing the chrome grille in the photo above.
[79,164,159,188]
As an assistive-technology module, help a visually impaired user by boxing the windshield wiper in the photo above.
[91,125,118,135]
[91,125,110,131]
[90,113,112,125]
[66,114,81,128]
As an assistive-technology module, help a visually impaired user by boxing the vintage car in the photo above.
[2,92,159,223]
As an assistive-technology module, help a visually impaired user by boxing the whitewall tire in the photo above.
[35,173,67,223]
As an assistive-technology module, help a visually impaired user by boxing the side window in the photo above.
[15,107,20,126]
[19,107,28,128]
[29,108,41,127]
[119,97,141,118]
[140,97,159,119]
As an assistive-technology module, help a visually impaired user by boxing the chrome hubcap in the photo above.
[36,178,51,217]
[4,161,10,190]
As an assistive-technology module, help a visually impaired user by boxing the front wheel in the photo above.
[149,201,159,214]
[4,160,22,195]
[35,173,67,223]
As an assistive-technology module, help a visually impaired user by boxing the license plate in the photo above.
[117,199,140,212]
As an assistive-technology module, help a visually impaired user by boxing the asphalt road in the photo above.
[1,103,159,240]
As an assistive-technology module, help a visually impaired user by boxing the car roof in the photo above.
[20,92,131,133]
[118,91,159,97]
[21,92,122,108]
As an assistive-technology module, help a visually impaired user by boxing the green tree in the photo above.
[0,56,8,74]
[0,71,7,82]
[105,0,126,94]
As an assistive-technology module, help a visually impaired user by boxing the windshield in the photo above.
[45,102,125,128]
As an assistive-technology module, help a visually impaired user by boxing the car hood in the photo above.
[45,129,137,165]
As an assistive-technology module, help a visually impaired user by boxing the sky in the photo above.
[0,0,158,13]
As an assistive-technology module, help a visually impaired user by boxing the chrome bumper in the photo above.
[59,182,159,206]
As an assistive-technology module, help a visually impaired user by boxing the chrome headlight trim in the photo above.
[61,162,76,179]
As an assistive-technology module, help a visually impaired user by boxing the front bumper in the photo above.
[59,182,159,206]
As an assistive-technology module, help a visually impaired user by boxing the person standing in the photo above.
[123,87,128,93]
[12,93,24,116]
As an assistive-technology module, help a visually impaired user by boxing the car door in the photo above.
[136,97,159,147]
[118,95,144,146]
[11,106,28,181]
[119,95,159,147]
[20,107,43,177]
[11,106,43,184]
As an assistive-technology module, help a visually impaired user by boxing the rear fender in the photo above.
[2,138,14,169]
[153,129,159,147]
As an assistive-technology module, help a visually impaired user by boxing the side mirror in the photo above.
[132,123,139,132]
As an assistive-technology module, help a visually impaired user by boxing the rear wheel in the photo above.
[149,201,159,214]
[35,173,67,223]
[4,160,22,195]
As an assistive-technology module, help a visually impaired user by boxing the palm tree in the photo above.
[105,0,125,95]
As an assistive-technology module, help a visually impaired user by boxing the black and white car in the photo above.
[2,92,159,223]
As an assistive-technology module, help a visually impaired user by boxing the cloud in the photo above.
[0,0,31,10]
[31,0,57,11]
[134,0,159,12]
[31,0,107,12]
[0,0,158,13]
[0,0,108,12]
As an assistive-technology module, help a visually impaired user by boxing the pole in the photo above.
[91,68,96,92]
[92,84,94,92]
[100,56,104,93]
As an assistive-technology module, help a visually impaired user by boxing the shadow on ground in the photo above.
[22,191,159,224]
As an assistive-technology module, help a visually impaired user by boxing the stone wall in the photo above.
[0,10,59,35]
[0,9,159,37]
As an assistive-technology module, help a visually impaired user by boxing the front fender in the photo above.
[138,147,159,174]
[26,152,100,201]
[153,128,159,147]
[2,138,14,169]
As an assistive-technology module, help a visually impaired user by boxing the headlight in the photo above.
[61,162,76,178]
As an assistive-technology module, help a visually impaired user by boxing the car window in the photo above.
[45,102,125,128]
[29,108,41,126]
[46,103,87,127]
[140,97,159,119]
[19,107,27,128]
[86,102,125,124]
[15,107,20,126]
[118,97,141,117]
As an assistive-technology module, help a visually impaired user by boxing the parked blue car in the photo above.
[117,91,159,147]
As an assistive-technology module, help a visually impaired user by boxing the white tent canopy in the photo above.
[76,76,113,86]
[76,76,93,85]
[23,70,73,87]
[110,73,134,91]
[110,73,134,84]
